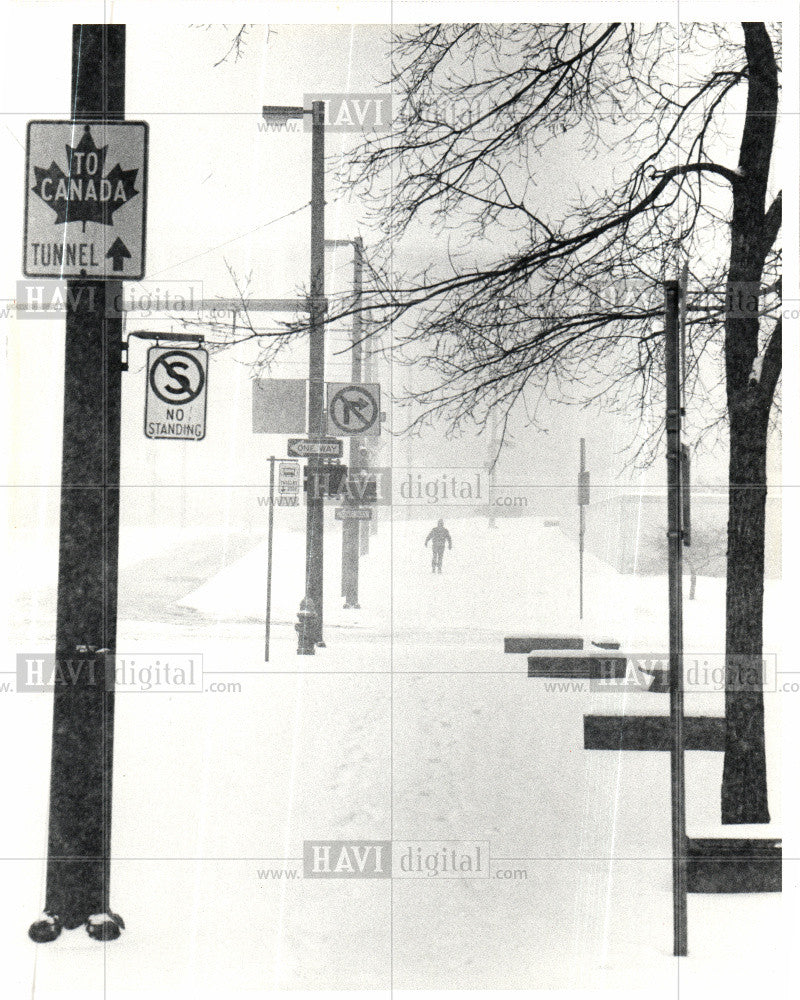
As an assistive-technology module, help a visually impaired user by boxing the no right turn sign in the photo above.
[326,383,381,436]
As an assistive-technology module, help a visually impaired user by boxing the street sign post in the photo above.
[29,24,129,946]
[145,346,208,440]
[24,119,148,279]
[335,507,373,521]
[288,437,342,458]
[326,382,381,436]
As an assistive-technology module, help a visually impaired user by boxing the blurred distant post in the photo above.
[487,412,499,528]
[362,315,378,554]
[577,438,589,619]
[264,456,275,661]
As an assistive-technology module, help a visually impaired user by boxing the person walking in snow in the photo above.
[425,519,452,574]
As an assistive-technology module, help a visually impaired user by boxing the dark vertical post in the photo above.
[29,24,125,943]
[342,238,363,608]
[265,456,276,661]
[487,412,498,529]
[578,438,586,620]
[665,279,688,956]
[306,101,326,645]
[361,314,374,556]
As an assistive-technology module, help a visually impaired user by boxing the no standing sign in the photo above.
[145,347,208,441]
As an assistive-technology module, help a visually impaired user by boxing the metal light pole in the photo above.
[262,101,326,646]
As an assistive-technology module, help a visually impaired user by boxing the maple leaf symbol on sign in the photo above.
[31,124,139,232]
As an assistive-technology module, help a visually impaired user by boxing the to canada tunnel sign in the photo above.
[23,120,148,279]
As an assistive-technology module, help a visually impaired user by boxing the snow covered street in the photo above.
[2,514,784,995]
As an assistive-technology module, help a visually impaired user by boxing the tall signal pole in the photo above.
[327,237,364,608]
[362,315,379,552]
[307,101,326,644]
[261,101,327,647]
[29,24,126,943]
[665,279,688,956]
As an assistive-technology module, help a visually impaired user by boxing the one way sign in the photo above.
[326,383,381,437]
[23,120,148,279]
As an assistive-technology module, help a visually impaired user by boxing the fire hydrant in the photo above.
[295,597,317,655]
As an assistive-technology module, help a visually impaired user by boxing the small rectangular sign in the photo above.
[335,507,373,520]
[288,437,343,458]
[278,460,300,494]
[578,470,590,506]
[681,444,691,546]
[145,346,208,441]
[24,120,148,279]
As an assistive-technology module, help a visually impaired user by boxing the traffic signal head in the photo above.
[303,463,348,497]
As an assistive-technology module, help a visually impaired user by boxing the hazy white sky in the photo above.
[0,11,788,507]
[4,22,388,298]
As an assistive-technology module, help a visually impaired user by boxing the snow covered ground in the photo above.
[2,513,785,996]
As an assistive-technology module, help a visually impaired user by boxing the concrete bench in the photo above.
[686,837,781,893]
[527,651,628,679]
[583,714,726,751]
[507,635,620,654]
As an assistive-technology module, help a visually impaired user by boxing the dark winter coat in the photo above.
[425,525,452,551]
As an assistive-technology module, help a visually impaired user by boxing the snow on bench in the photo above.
[506,635,620,654]
[583,714,726,751]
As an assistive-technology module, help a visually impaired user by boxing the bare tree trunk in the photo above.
[722,402,770,823]
[720,22,779,824]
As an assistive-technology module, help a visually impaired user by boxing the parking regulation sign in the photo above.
[326,382,381,437]
[278,460,301,494]
[23,120,148,279]
[145,346,208,440]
